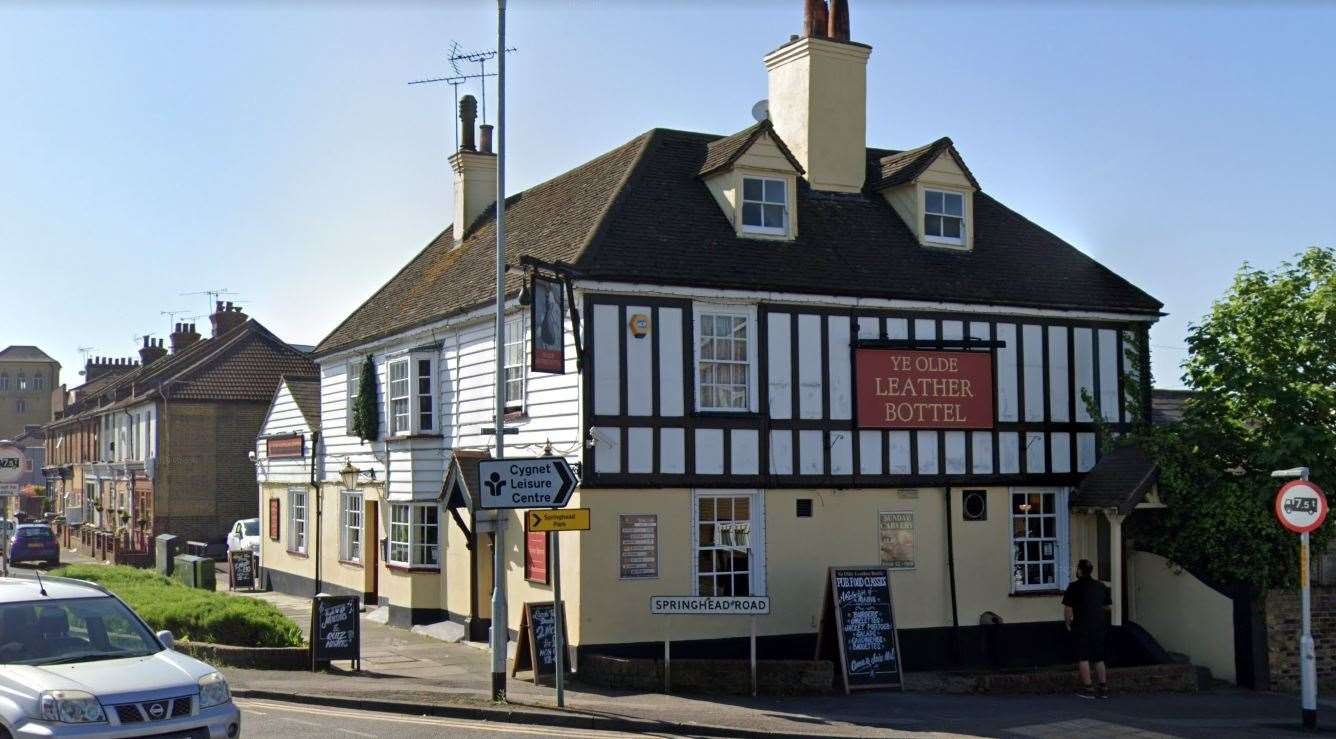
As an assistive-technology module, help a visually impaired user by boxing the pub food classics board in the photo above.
[815,566,905,692]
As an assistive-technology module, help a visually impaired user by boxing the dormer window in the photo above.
[924,189,965,246]
[740,177,788,235]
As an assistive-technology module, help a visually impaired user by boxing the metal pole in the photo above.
[663,617,671,694]
[489,0,509,704]
[1301,468,1317,730]
[750,616,758,697]
[552,532,565,708]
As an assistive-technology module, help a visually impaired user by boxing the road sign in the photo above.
[0,484,18,497]
[0,445,23,485]
[649,596,770,615]
[1276,480,1329,534]
[478,457,578,510]
[527,508,590,533]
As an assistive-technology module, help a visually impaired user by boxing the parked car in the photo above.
[7,524,58,567]
[225,518,260,556]
[0,575,240,737]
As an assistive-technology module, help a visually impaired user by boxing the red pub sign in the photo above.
[855,349,994,429]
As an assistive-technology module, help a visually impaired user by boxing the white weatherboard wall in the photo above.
[255,380,316,486]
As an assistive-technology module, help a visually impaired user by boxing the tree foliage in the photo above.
[351,355,380,443]
[1128,247,1336,590]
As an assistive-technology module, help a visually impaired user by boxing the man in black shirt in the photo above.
[1063,559,1112,698]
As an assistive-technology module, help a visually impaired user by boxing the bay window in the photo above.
[388,503,440,568]
[1010,488,1070,592]
[693,491,766,597]
[387,352,436,437]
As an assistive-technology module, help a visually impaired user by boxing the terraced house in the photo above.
[260,2,1168,669]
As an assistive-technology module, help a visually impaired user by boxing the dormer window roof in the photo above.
[698,119,804,178]
[873,136,980,251]
[698,119,804,241]
[870,136,979,192]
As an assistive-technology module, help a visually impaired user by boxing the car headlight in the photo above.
[198,672,231,709]
[38,690,106,723]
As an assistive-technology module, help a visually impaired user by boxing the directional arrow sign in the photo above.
[478,457,579,510]
[527,508,591,533]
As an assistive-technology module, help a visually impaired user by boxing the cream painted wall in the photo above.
[1129,550,1236,683]
[450,150,497,241]
[259,483,314,585]
[258,483,368,599]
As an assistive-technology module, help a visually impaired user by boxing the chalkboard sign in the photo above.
[310,594,360,671]
[511,601,570,681]
[228,550,256,591]
[815,566,903,693]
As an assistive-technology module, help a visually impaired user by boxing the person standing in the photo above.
[1063,558,1112,699]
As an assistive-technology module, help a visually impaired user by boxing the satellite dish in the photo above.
[750,99,770,123]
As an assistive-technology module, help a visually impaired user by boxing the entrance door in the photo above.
[364,500,379,605]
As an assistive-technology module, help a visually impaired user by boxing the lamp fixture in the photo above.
[339,461,377,490]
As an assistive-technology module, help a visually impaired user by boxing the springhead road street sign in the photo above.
[478,457,578,509]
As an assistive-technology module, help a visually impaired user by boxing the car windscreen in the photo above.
[243,520,259,537]
[0,596,162,666]
[14,527,53,540]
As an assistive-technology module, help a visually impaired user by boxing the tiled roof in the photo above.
[697,119,804,177]
[283,377,322,431]
[1151,389,1192,425]
[0,346,57,364]
[867,136,979,191]
[316,126,1161,356]
[1072,445,1158,515]
[443,449,490,509]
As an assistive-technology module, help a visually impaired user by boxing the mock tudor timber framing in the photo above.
[579,292,1149,489]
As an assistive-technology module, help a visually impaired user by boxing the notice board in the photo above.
[619,514,658,579]
[512,601,570,681]
[310,594,360,670]
[815,567,904,692]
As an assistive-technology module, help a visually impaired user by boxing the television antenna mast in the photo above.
[180,288,240,316]
[76,346,95,370]
[161,309,191,330]
[408,40,516,151]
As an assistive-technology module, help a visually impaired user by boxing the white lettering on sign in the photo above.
[649,596,770,615]
[478,457,579,509]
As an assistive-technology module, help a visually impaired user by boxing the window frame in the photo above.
[692,304,758,413]
[1009,487,1070,593]
[340,490,363,563]
[387,502,440,569]
[739,175,789,236]
[0,373,7,391]
[287,487,308,555]
[345,360,361,436]
[384,351,437,438]
[690,490,766,598]
[503,314,527,414]
[923,187,967,247]
[387,357,411,437]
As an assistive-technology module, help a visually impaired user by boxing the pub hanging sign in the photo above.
[530,274,566,375]
[855,349,994,429]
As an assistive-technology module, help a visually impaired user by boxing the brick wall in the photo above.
[158,402,268,543]
[1266,588,1336,692]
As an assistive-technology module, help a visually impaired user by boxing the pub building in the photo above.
[257,0,1169,673]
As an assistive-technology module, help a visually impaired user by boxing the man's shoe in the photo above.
[1098,685,1110,699]
[1077,686,1097,699]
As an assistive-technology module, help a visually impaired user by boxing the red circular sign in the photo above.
[1275,480,1329,534]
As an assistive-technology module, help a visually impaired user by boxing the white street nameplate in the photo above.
[649,596,770,615]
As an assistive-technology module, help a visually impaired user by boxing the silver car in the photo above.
[0,576,241,738]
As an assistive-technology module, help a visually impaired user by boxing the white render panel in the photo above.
[1048,326,1070,422]
[914,318,936,341]
[594,427,622,474]
[916,431,938,474]
[857,316,879,341]
[627,427,653,473]
[658,308,685,416]
[769,430,793,475]
[1074,327,1095,422]
[887,318,909,340]
[971,432,993,474]
[1077,432,1097,473]
[766,312,792,419]
[995,323,1018,422]
[731,429,759,475]
[593,304,621,416]
[944,431,966,475]
[1026,432,1046,473]
[941,320,963,342]
[1022,324,1045,422]
[660,428,685,474]
[1050,432,1072,474]
[626,305,652,416]
[859,431,882,475]
[799,430,823,475]
[695,429,724,474]
[797,314,823,419]
[827,317,852,420]
[889,431,912,474]
[830,431,852,475]
[1098,329,1119,421]
[998,432,1020,474]
[969,321,990,342]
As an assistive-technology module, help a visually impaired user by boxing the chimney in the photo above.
[210,301,248,338]
[170,322,202,353]
[139,335,167,366]
[764,0,870,193]
[448,94,498,246]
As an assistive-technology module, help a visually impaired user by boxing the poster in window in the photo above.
[530,275,565,374]
[879,511,915,569]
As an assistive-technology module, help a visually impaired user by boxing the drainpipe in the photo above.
[944,486,961,665]
[311,431,322,596]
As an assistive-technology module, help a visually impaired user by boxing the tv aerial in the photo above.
[409,39,517,152]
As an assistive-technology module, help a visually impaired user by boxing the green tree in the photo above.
[351,356,380,442]
[1128,247,1336,590]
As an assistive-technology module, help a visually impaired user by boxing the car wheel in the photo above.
[0,724,12,739]
[46,559,59,568]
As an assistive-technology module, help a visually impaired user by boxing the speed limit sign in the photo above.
[1276,480,1329,535]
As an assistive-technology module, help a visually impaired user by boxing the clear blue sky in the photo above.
[4,1,1333,390]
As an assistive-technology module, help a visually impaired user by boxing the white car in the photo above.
[225,519,260,555]
[0,575,241,738]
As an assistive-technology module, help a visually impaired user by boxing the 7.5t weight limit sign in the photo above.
[478,457,578,509]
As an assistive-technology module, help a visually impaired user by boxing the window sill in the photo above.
[504,411,529,424]
[338,559,363,569]
[387,433,444,442]
[385,563,441,573]
[286,550,308,558]
[1009,588,1063,598]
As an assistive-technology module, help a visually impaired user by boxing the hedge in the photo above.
[53,565,304,648]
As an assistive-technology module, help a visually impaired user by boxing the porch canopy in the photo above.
[440,450,491,549]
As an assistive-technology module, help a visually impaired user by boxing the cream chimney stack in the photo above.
[449,94,498,246]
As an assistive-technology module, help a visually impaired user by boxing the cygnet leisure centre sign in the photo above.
[855,349,994,429]
[478,457,578,509]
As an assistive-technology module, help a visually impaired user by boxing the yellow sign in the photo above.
[528,508,591,532]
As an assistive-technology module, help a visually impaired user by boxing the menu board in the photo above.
[228,550,256,591]
[511,601,570,681]
[310,595,360,670]
[815,567,903,692]
[619,514,658,579]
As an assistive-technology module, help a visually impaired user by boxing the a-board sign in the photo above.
[815,567,904,693]
[310,594,360,670]
[228,550,256,591]
[512,601,571,681]
[478,457,578,509]
[1276,480,1329,535]
[527,508,590,533]
[649,596,770,615]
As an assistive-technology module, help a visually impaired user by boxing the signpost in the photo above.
[0,444,23,577]
[527,508,590,533]
[1273,470,1328,731]
[477,457,577,510]
[650,596,772,695]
